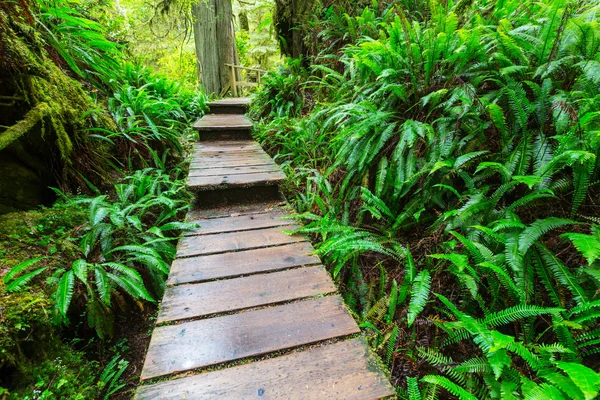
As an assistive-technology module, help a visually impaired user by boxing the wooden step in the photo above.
[157,266,335,323]
[168,241,321,285]
[186,201,284,220]
[187,171,285,189]
[134,338,394,399]
[188,141,285,197]
[193,114,252,141]
[185,210,294,236]
[176,226,304,258]
[206,97,250,114]
[140,296,359,380]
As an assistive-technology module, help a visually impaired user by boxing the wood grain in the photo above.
[140,296,359,380]
[207,97,250,106]
[176,226,303,258]
[194,114,252,130]
[185,211,294,235]
[187,171,285,188]
[188,164,280,177]
[135,338,394,399]
[186,201,284,220]
[168,241,321,285]
[157,266,336,323]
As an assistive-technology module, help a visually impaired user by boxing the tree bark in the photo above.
[192,0,238,96]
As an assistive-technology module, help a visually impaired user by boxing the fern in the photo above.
[407,270,431,327]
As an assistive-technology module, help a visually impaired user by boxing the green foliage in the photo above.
[252,0,600,398]
[4,168,196,338]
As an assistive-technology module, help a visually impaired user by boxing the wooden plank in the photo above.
[187,171,285,188]
[194,114,252,130]
[188,165,281,178]
[186,201,285,221]
[176,226,303,258]
[190,160,275,169]
[207,97,251,106]
[169,241,320,285]
[157,266,335,323]
[140,296,359,380]
[135,338,394,400]
[185,211,294,235]
[190,154,273,164]
[194,142,261,152]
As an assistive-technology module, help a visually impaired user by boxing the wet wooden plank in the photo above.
[187,171,285,188]
[135,338,394,400]
[185,211,294,235]
[195,149,265,157]
[190,159,276,170]
[186,201,285,220]
[188,164,281,178]
[176,226,303,258]
[194,114,252,130]
[140,296,359,380]
[157,266,335,323]
[207,97,251,106]
[169,241,320,285]
[194,143,262,153]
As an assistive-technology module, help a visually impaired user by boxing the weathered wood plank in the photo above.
[157,266,335,323]
[176,226,303,258]
[169,241,320,285]
[188,164,281,178]
[135,338,394,400]
[187,171,285,188]
[194,149,265,157]
[194,143,262,152]
[186,201,285,220]
[140,296,359,380]
[190,160,276,169]
[194,114,252,130]
[207,97,251,106]
[185,211,293,235]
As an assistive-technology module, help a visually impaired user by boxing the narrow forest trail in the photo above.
[135,98,394,399]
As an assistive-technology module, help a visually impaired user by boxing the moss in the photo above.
[0,9,117,205]
[0,282,53,368]
[0,103,50,152]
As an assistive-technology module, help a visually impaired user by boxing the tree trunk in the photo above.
[192,0,238,96]
[274,0,317,59]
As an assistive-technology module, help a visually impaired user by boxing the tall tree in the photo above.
[273,0,318,58]
[192,0,239,95]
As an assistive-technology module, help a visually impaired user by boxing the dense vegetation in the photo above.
[0,0,204,397]
[251,0,600,398]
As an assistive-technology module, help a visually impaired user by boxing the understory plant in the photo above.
[252,0,600,397]
[4,168,196,338]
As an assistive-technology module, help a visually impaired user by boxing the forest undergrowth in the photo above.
[251,0,600,398]
[0,0,205,398]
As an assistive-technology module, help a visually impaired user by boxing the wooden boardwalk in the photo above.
[135,98,394,399]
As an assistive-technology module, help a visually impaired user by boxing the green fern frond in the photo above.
[407,270,431,327]
[421,375,478,400]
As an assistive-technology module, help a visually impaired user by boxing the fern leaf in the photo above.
[421,375,478,400]
[5,267,49,292]
[4,257,46,283]
[56,270,75,318]
[407,270,431,327]
[483,305,563,327]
